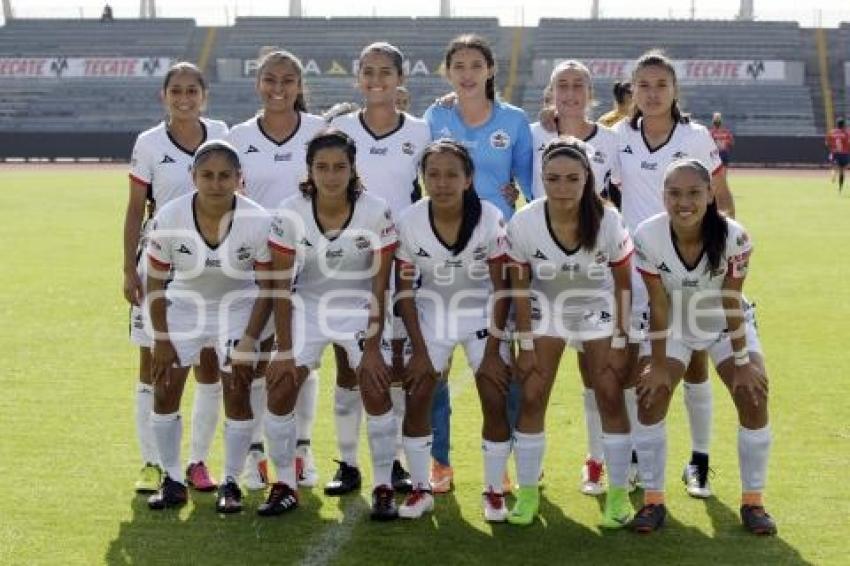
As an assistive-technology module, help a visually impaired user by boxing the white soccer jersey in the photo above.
[330,111,431,219]
[633,212,752,345]
[146,193,272,313]
[531,122,620,200]
[395,199,508,338]
[614,119,722,232]
[129,118,229,210]
[226,113,326,211]
[268,192,397,309]
[507,200,633,321]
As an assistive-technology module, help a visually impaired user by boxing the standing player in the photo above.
[264,129,401,520]
[709,112,735,169]
[145,140,274,512]
[631,159,775,536]
[598,81,633,128]
[615,50,735,499]
[329,42,431,496]
[394,140,512,521]
[423,33,533,493]
[507,138,634,527]
[825,117,849,192]
[227,49,326,491]
[123,62,228,495]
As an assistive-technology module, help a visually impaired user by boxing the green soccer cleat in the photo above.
[600,486,634,529]
[135,463,163,494]
[507,486,539,526]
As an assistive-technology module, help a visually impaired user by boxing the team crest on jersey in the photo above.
[354,235,371,250]
[236,245,252,260]
[490,130,510,150]
[472,245,487,261]
[438,127,453,138]
[246,145,260,153]
[595,251,608,264]
[401,142,415,155]
[160,154,176,164]
[274,152,292,162]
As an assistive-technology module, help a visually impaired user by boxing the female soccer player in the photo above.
[145,140,274,513]
[631,159,775,536]
[423,33,533,492]
[264,130,400,520]
[328,42,431,496]
[598,81,632,128]
[227,49,326,490]
[124,62,227,495]
[393,140,512,521]
[507,138,634,527]
[616,50,735,498]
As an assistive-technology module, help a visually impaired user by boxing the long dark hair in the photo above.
[663,159,727,272]
[162,61,207,92]
[541,137,605,251]
[629,50,689,130]
[420,139,482,255]
[256,49,308,113]
[299,129,363,203]
[445,34,496,101]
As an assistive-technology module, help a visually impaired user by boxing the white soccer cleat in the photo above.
[580,457,606,496]
[242,449,269,491]
[398,490,434,519]
[482,490,509,522]
[295,444,319,488]
[683,463,712,499]
[627,462,641,493]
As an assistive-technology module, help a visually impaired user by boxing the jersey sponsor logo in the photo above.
[274,152,292,162]
[160,154,176,164]
[326,248,343,258]
[176,244,192,255]
[682,278,699,288]
[246,145,260,153]
[592,150,605,164]
[622,145,633,154]
[401,142,415,155]
[641,161,658,171]
[533,249,548,260]
[205,258,222,268]
[658,262,671,273]
[672,151,687,159]
[444,259,463,268]
[490,129,510,150]
[369,147,388,156]
[438,127,452,138]
[416,247,431,257]
[561,262,579,273]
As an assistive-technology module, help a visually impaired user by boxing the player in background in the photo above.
[145,140,273,513]
[226,49,326,491]
[264,130,400,520]
[423,33,533,493]
[825,117,849,192]
[507,138,634,528]
[598,81,632,128]
[394,140,512,521]
[709,112,735,169]
[631,159,775,536]
[123,62,228,495]
[328,42,431,496]
[616,50,735,499]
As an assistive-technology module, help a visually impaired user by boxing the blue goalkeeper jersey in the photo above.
[424,99,533,218]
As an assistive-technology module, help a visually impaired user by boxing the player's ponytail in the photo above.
[445,34,496,101]
[300,129,363,203]
[629,50,689,130]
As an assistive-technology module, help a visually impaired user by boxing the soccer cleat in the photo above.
[324,460,362,496]
[740,505,778,536]
[398,489,434,519]
[429,461,454,494]
[295,444,319,488]
[600,486,634,529]
[370,485,398,521]
[215,478,243,514]
[243,449,269,491]
[135,463,163,494]
[482,489,508,522]
[258,482,299,517]
[580,457,606,496]
[391,459,413,494]
[632,503,667,533]
[682,452,712,499]
[507,486,539,526]
[186,461,217,492]
[147,475,188,510]
[627,462,641,493]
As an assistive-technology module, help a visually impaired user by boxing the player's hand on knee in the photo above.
[732,361,768,407]
[636,363,671,409]
[123,269,143,306]
[404,348,436,397]
[151,339,177,386]
[358,347,391,392]
[476,354,510,396]
[515,349,539,384]
[266,350,297,390]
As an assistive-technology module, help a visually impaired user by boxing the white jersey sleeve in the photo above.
[268,200,301,256]
[486,210,509,261]
[602,206,634,266]
[129,136,155,186]
[725,219,753,279]
[632,218,659,278]
[506,205,532,264]
[146,209,175,269]
[371,201,398,253]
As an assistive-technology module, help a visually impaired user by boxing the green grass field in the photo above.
[1,166,848,565]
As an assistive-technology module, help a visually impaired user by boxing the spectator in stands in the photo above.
[598,81,632,128]
[124,61,228,501]
[395,86,411,113]
[100,4,114,22]
[710,112,735,168]
[825,117,848,193]
[423,32,533,501]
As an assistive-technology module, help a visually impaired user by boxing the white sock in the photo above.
[403,435,432,491]
[624,387,639,443]
[190,381,221,464]
[296,370,319,443]
[482,439,511,494]
[390,385,406,461]
[583,388,604,461]
[223,418,254,482]
[738,425,771,493]
[334,386,362,467]
[683,380,712,455]
[367,410,397,489]
[513,431,545,487]
[634,420,667,492]
[151,411,183,483]
[135,383,158,465]
[249,377,267,446]
[266,411,298,488]
[602,433,632,489]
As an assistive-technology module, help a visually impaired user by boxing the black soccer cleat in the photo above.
[632,503,667,534]
[324,460,362,496]
[258,482,299,517]
[391,459,413,494]
[147,475,188,510]
[215,479,243,514]
[741,505,778,536]
[370,485,398,521]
